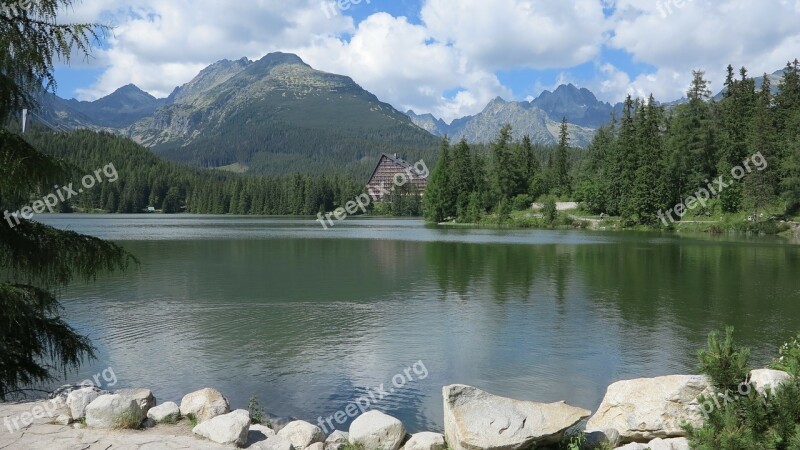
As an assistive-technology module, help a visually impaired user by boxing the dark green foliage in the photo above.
[423,126,577,224]
[19,128,367,216]
[542,196,558,224]
[698,327,750,390]
[247,396,265,425]
[687,329,800,450]
[0,1,130,399]
[575,62,800,227]
[772,335,800,377]
[554,117,572,196]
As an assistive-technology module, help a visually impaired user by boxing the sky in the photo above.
[54,0,800,123]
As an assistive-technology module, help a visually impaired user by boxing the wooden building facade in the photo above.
[366,153,428,201]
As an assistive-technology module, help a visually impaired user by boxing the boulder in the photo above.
[277,420,325,449]
[147,401,181,423]
[251,435,295,450]
[252,423,276,437]
[85,394,144,429]
[615,437,690,450]
[192,409,251,447]
[248,424,277,446]
[748,369,792,395]
[443,384,591,450]
[404,431,446,450]
[66,387,101,419]
[52,384,107,404]
[585,428,620,448]
[53,414,72,426]
[349,410,406,450]
[306,443,325,450]
[587,375,712,443]
[115,388,156,415]
[180,388,230,424]
[325,430,350,450]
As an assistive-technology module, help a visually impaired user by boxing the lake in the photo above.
[36,214,800,434]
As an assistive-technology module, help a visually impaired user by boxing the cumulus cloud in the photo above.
[62,0,353,99]
[57,0,800,120]
[606,0,800,101]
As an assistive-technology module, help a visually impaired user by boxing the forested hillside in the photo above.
[21,129,364,215]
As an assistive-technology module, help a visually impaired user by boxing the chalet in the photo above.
[366,153,429,201]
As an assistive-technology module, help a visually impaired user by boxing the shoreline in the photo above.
[1,368,791,449]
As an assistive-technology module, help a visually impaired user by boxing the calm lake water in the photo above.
[35,215,800,433]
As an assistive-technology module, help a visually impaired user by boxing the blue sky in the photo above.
[55,0,800,122]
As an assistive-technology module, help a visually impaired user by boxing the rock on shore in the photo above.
[443,384,591,450]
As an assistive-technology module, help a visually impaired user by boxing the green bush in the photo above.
[772,335,800,377]
[512,194,533,211]
[248,395,265,424]
[698,327,750,390]
[542,196,558,224]
[685,329,800,450]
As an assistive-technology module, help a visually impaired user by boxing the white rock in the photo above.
[306,443,325,450]
[115,388,156,415]
[66,387,101,420]
[252,423,276,437]
[247,424,277,446]
[192,409,251,447]
[443,384,591,450]
[325,430,350,450]
[277,420,325,449]
[180,388,230,424]
[85,394,143,429]
[404,432,446,450]
[615,437,690,450]
[587,375,713,443]
[748,369,793,395]
[147,401,180,423]
[349,410,406,450]
[53,415,72,426]
[251,435,295,450]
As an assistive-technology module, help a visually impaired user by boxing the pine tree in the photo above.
[0,0,130,399]
[423,137,453,222]
[451,138,475,216]
[492,124,516,201]
[744,75,779,219]
[777,60,800,214]
[630,96,668,224]
[555,117,572,196]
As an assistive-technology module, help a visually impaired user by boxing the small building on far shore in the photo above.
[366,153,428,201]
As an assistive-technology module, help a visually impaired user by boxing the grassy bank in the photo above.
[437,207,798,237]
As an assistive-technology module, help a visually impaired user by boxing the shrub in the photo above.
[248,395,265,424]
[512,194,533,211]
[772,334,800,377]
[542,196,558,224]
[685,329,800,450]
[698,327,750,390]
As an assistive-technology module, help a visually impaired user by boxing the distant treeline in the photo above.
[21,129,365,215]
[424,60,800,226]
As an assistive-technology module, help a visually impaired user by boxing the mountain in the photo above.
[127,52,438,176]
[407,96,596,147]
[63,84,167,128]
[405,110,449,136]
[531,83,619,128]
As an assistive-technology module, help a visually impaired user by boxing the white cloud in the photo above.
[57,0,800,121]
[607,0,800,102]
[63,0,353,99]
[421,0,608,70]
